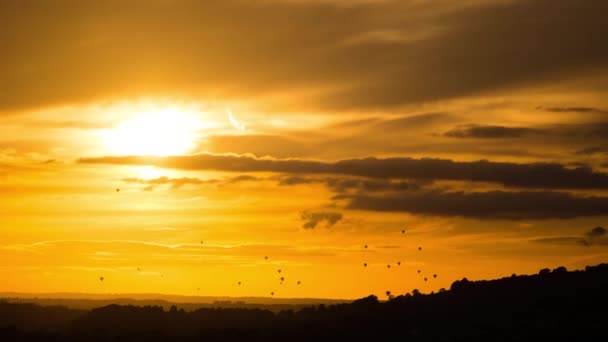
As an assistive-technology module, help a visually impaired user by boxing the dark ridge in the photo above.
[1,263,607,341]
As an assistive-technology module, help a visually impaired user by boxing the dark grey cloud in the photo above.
[443,125,539,139]
[276,175,319,186]
[80,153,608,190]
[277,175,428,193]
[300,211,343,229]
[338,190,608,220]
[324,178,426,193]
[586,226,607,238]
[2,0,608,111]
[533,226,608,246]
[541,107,608,115]
[224,175,261,183]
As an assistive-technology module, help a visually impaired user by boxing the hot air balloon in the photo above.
[264,256,268,260]
[418,246,422,251]
[277,269,282,273]
[116,188,120,193]
[363,263,367,267]
[364,244,368,249]
[271,292,274,296]
[424,277,428,282]
[297,281,301,285]
[433,274,437,278]
[280,276,284,282]
[386,290,391,297]
[387,264,391,269]
[137,267,140,272]
[397,261,401,266]
[401,230,405,234]
[417,270,421,274]
[99,276,104,282]
[238,281,241,286]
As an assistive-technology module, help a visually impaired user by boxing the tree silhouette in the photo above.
[1,263,607,340]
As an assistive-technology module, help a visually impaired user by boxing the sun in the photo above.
[102,106,202,156]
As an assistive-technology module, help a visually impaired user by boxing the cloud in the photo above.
[276,175,319,186]
[122,176,213,189]
[532,236,588,246]
[533,226,608,247]
[586,226,607,238]
[300,211,343,229]
[337,190,608,220]
[324,178,427,193]
[2,0,608,111]
[227,109,246,132]
[575,146,608,156]
[541,107,608,115]
[80,153,608,190]
[204,135,312,158]
[275,175,427,193]
[0,239,350,265]
[121,175,263,190]
[443,125,539,139]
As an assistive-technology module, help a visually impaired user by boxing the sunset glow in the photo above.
[101,107,203,156]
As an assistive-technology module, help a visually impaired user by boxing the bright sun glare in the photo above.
[103,107,203,156]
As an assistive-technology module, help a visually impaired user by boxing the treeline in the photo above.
[1,263,608,341]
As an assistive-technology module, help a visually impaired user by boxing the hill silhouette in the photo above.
[0,294,347,312]
[1,263,607,341]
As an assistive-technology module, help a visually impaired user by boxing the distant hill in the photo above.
[1,263,607,341]
[0,292,349,311]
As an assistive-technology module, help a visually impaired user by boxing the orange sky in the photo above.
[1,0,608,299]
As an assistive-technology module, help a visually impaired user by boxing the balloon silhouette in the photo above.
[397,261,401,266]
[424,277,428,282]
[264,256,268,260]
[297,281,301,285]
[277,269,282,273]
[363,263,367,267]
[385,290,391,297]
[417,270,421,274]
[387,264,391,269]
[280,276,284,282]
[418,246,422,251]
[116,188,120,193]
[364,244,368,249]
[270,292,274,296]
[433,274,437,278]
[401,230,405,234]
[99,276,104,282]
[238,281,241,286]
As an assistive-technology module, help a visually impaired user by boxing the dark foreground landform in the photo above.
[2,264,607,341]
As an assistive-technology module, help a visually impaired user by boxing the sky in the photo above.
[1,0,608,299]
